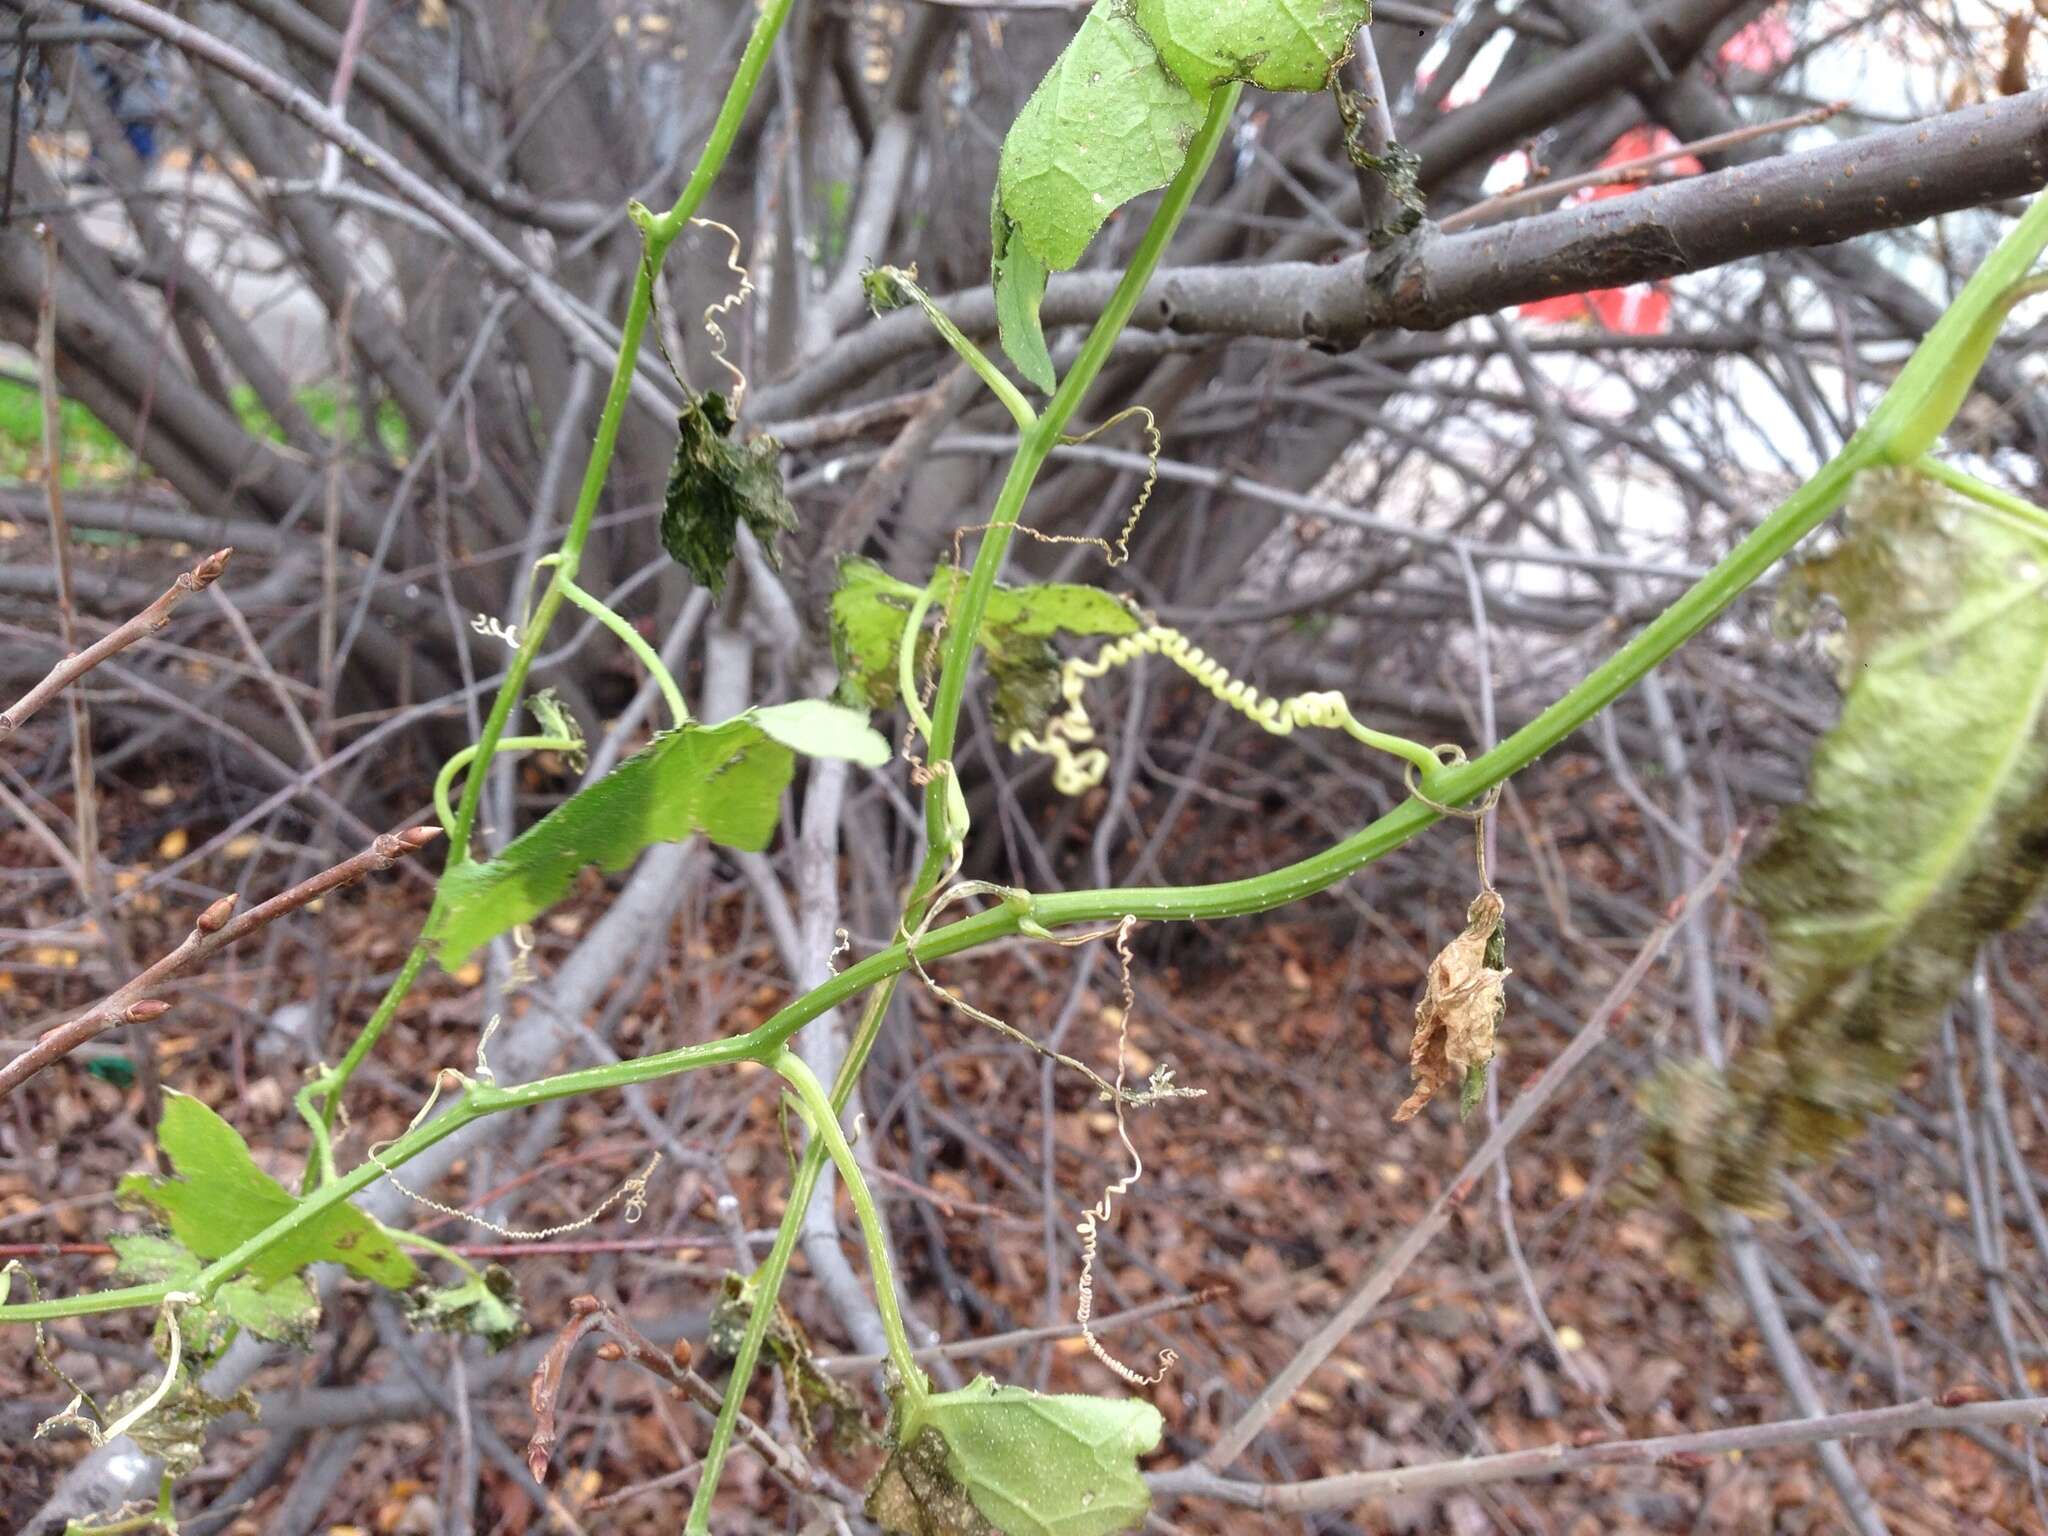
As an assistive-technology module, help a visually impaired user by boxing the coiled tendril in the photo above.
[1011,625,1449,795]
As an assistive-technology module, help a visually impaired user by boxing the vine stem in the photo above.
[300,0,800,1138]
[13,70,2048,1536]
[773,1048,930,1405]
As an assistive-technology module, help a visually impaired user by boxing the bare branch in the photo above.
[0,824,441,1102]
[0,547,233,742]
[755,87,2048,419]
[1157,1395,2048,1512]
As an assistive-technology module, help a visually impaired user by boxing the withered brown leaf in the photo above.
[1395,890,1509,1123]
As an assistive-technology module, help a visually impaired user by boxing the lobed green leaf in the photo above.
[119,1093,415,1290]
[830,556,1139,738]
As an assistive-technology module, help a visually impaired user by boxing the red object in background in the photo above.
[1720,7,1797,74]
[1516,127,1706,334]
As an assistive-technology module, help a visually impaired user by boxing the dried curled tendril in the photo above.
[367,1036,661,1239]
[902,895,1200,1383]
[946,405,1161,574]
[691,217,755,405]
[6,1258,198,1452]
[1011,625,1454,795]
[1073,917,1180,1387]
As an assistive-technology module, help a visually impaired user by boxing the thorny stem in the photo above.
[299,0,800,1136]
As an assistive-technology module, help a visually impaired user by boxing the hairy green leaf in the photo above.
[119,1093,415,1290]
[990,0,1203,385]
[830,557,1139,738]
[660,392,797,597]
[995,2,1202,275]
[1640,469,2048,1227]
[869,1377,1162,1536]
[432,704,889,966]
[1134,0,1368,95]
[409,1264,524,1352]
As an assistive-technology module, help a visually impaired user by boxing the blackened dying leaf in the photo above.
[1637,469,2048,1237]
[866,1425,1001,1536]
[409,1264,526,1352]
[1396,890,1508,1123]
[101,1376,257,1477]
[660,391,796,597]
[1336,89,1426,249]
[707,1271,867,1446]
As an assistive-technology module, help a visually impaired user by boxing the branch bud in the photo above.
[196,894,238,934]
[125,998,171,1023]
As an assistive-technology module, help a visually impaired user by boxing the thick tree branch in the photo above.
[755,88,2048,419]
[79,0,674,420]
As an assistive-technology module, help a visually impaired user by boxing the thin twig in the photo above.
[0,825,441,1102]
[0,547,234,742]
[1156,1395,2048,1512]
[815,1287,1228,1374]
[1442,101,1849,232]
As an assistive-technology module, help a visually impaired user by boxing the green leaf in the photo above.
[755,699,893,766]
[990,0,1204,385]
[869,1377,1163,1536]
[831,557,928,710]
[995,1,1204,275]
[1133,0,1369,95]
[986,0,1371,385]
[1640,469,2048,1224]
[660,391,797,598]
[118,1093,415,1290]
[409,1264,525,1352]
[431,706,890,966]
[983,583,1139,642]
[830,556,1139,734]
